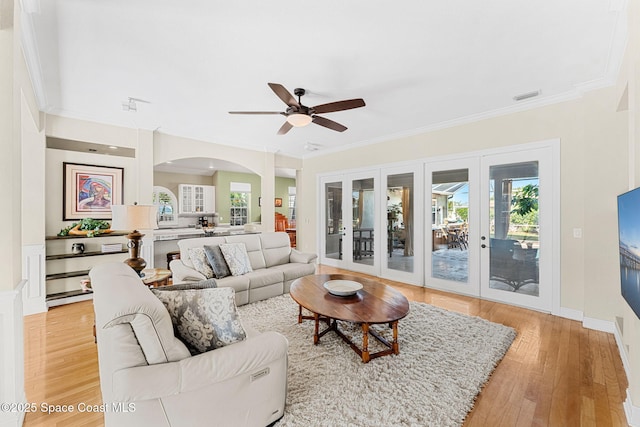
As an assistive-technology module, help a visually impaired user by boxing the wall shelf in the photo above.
[46,270,91,281]
[46,232,129,240]
[45,233,128,306]
[46,290,93,308]
[46,249,128,261]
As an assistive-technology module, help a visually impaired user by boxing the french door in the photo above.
[425,145,556,312]
[425,157,480,296]
[380,164,424,285]
[480,147,554,312]
[319,171,380,276]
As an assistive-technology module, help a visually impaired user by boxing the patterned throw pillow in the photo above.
[203,245,232,279]
[187,247,214,279]
[219,243,253,276]
[152,287,246,355]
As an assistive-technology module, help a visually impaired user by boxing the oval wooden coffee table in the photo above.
[289,274,410,363]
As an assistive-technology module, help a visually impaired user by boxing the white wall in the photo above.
[2,2,29,425]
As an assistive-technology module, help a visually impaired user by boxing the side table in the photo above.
[141,268,172,288]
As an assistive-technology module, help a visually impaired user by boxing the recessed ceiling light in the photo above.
[208,166,215,169]
[166,161,172,164]
[108,146,118,150]
[304,143,320,151]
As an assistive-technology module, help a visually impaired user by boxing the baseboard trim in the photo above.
[625,390,640,427]
[582,316,616,333]
[558,306,583,321]
[0,283,26,427]
[0,411,25,427]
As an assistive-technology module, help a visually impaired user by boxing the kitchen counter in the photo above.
[153,229,261,268]
[153,228,260,242]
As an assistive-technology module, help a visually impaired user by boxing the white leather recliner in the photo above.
[90,262,288,427]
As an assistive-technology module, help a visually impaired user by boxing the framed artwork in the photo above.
[63,162,124,220]
[275,197,283,207]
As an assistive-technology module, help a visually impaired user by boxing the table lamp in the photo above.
[111,203,158,277]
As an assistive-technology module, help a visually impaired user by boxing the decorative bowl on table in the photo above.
[323,280,363,297]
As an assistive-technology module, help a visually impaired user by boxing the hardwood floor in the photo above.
[23,265,629,426]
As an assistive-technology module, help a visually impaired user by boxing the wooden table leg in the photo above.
[391,321,399,354]
[298,304,303,324]
[313,313,320,345]
[361,323,370,363]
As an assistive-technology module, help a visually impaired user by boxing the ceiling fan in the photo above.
[229,83,366,135]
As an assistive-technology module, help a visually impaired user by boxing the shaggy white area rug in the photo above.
[238,294,516,427]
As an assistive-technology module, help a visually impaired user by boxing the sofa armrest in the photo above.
[290,249,317,264]
[110,331,288,401]
[169,259,206,283]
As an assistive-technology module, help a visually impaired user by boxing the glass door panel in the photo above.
[431,168,470,283]
[386,173,414,272]
[488,161,540,296]
[323,179,344,262]
[480,147,553,312]
[352,177,375,266]
[380,165,423,286]
[425,158,479,296]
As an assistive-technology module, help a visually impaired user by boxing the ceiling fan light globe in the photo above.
[286,113,312,127]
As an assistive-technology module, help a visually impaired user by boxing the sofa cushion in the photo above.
[225,234,266,270]
[260,232,292,268]
[204,244,231,279]
[188,247,214,279]
[270,262,316,282]
[152,287,247,355]
[220,243,253,276]
[244,269,284,289]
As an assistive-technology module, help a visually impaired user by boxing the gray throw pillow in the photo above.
[187,247,214,279]
[204,245,231,279]
[152,287,246,355]
[219,242,253,276]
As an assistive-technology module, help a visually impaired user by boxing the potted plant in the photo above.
[387,203,402,220]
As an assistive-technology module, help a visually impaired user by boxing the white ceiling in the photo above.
[23,0,628,161]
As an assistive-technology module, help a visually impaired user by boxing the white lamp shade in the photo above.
[286,113,312,127]
[111,204,158,231]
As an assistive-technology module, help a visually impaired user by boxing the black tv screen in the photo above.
[617,187,640,319]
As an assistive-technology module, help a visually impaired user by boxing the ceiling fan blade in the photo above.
[268,83,299,107]
[312,98,365,114]
[312,115,347,132]
[228,111,283,115]
[277,121,293,135]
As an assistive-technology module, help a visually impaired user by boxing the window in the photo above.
[230,182,251,226]
[153,186,178,227]
[288,186,296,226]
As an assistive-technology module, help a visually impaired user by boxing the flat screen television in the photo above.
[617,187,640,319]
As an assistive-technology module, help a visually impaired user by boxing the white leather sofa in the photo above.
[90,262,288,427]
[170,232,317,305]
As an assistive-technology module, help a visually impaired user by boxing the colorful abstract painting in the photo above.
[63,163,124,220]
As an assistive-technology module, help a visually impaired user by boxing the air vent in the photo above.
[513,90,541,101]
